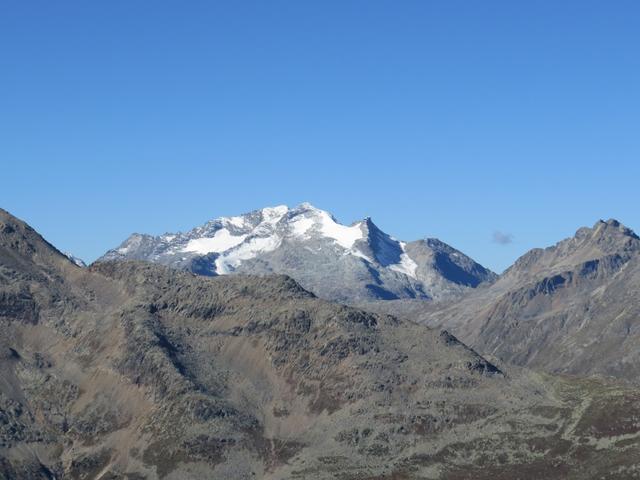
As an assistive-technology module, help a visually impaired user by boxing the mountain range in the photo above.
[2,206,640,479]
[99,203,496,304]
[100,205,640,384]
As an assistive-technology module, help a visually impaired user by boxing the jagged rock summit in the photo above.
[99,203,496,303]
[500,218,640,287]
[421,218,640,382]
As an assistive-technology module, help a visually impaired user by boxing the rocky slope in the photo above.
[99,203,496,303]
[2,209,640,479]
[418,219,640,383]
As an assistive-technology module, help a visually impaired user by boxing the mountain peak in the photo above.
[296,201,320,211]
[260,204,289,219]
[99,204,495,303]
[359,216,377,229]
[0,209,82,270]
[591,218,639,240]
[505,218,640,283]
[601,218,621,227]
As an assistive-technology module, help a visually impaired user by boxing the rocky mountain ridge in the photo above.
[99,203,496,303]
[415,218,640,383]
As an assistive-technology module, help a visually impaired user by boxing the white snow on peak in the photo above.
[181,205,290,256]
[261,205,289,222]
[162,203,378,272]
[266,203,365,251]
[182,229,247,254]
[389,242,419,279]
[223,216,247,229]
[290,215,316,237]
[215,235,282,274]
[316,210,364,249]
[183,205,289,272]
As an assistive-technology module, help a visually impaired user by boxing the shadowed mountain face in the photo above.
[2,209,640,479]
[419,219,640,383]
[99,203,496,303]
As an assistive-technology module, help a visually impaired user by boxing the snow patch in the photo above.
[224,216,246,228]
[215,235,282,273]
[261,205,289,223]
[290,215,316,237]
[389,242,419,279]
[182,229,247,254]
[350,249,374,263]
[317,211,364,249]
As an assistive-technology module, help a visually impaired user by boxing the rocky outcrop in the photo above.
[420,219,640,383]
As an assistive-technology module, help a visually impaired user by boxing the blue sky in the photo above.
[1,1,639,272]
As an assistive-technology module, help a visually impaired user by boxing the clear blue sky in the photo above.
[1,1,639,272]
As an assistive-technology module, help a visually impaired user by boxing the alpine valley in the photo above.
[1,205,640,479]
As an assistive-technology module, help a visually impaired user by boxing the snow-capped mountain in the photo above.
[99,203,496,303]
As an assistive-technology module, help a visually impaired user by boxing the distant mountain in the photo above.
[421,219,640,382]
[99,203,496,303]
[2,207,639,479]
[63,251,86,267]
